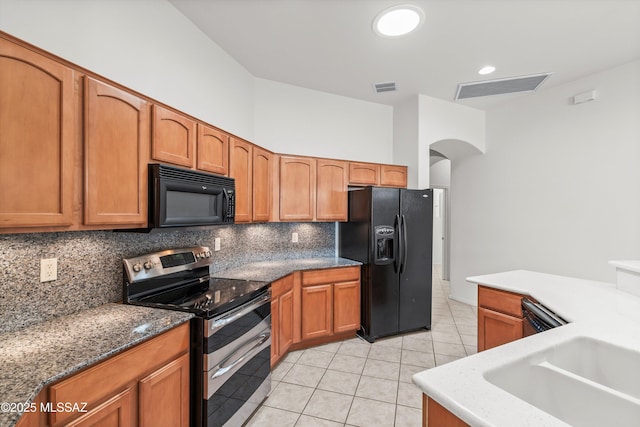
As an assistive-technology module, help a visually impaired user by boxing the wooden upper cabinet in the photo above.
[84,77,149,226]
[229,137,253,223]
[0,38,76,228]
[316,159,348,221]
[197,124,229,175]
[349,162,380,186]
[279,156,316,221]
[252,146,272,222]
[151,105,196,168]
[380,165,408,188]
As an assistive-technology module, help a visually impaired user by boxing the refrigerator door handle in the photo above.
[393,214,401,273]
[400,214,408,274]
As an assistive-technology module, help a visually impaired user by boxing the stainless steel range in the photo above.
[123,247,271,427]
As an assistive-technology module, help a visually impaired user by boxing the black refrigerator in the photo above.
[339,187,433,342]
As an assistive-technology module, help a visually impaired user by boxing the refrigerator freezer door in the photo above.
[365,188,400,340]
[398,189,433,332]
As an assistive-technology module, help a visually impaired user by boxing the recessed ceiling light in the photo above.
[373,5,424,37]
[478,65,496,75]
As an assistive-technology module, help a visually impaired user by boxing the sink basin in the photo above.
[546,337,640,399]
[485,337,640,427]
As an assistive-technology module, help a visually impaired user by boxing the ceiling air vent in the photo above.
[373,82,397,93]
[455,73,552,100]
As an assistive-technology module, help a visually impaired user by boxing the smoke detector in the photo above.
[455,73,552,100]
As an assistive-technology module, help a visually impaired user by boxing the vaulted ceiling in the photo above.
[170,0,640,110]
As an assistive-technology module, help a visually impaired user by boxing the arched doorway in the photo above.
[428,139,483,291]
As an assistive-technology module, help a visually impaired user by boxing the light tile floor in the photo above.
[247,266,477,427]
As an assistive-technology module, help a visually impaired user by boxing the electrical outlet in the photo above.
[40,258,57,282]
[292,232,299,243]
[214,237,221,251]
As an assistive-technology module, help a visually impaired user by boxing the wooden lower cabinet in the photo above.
[271,275,295,367]
[270,266,361,367]
[300,284,333,340]
[477,285,525,351]
[66,387,135,427]
[138,353,190,427]
[300,266,360,342]
[333,280,360,333]
[17,323,190,427]
[423,395,469,427]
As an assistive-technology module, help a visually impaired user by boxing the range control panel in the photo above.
[123,246,213,283]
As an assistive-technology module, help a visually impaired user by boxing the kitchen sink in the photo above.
[484,337,640,427]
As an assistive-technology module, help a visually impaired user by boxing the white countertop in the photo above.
[609,260,640,274]
[412,269,640,427]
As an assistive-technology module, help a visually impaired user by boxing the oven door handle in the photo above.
[211,331,270,380]
[209,292,271,335]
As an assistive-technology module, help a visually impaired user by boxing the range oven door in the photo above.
[202,291,271,427]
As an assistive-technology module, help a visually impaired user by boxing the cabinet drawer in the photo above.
[271,274,293,299]
[302,266,360,285]
[478,286,525,318]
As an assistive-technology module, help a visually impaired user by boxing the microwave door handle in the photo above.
[222,188,229,221]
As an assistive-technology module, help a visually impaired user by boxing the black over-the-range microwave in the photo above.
[146,163,235,230]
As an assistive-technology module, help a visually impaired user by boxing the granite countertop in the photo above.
[2,257,360,426]
[213,256,361,282]
[412,270,640,427]
[0,303,193,427]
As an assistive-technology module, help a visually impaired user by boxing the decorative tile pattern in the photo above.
[0,223,335,332]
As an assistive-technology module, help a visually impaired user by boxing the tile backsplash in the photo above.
[0,222,335,333]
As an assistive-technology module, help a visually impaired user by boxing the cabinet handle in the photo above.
[211,331,270,379]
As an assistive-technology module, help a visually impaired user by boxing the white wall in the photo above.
[1,0,396,159]
[0,0,256,139]
[254,78,393,162]
[420,95,486,159]
[393,96,421,188]
[450,60,640,305]
[430,158,451,188]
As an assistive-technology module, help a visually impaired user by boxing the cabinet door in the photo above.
[349,162,379,186]
[301,284,332,340]
[139,353,190,427]
[197,124,228,175]
[229,137,252,223]
[278,288,294,355]
[0,38,76,228]
[270,298,280,367]
[66,387,135,427]
[84,77,149,226]
[478,307,523,351]
[151,105,195,168]
[380,165,407,188]
[280,156,316,221]
[252,146,272,222]
[333,280,360,333]
[316,159,348,221]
